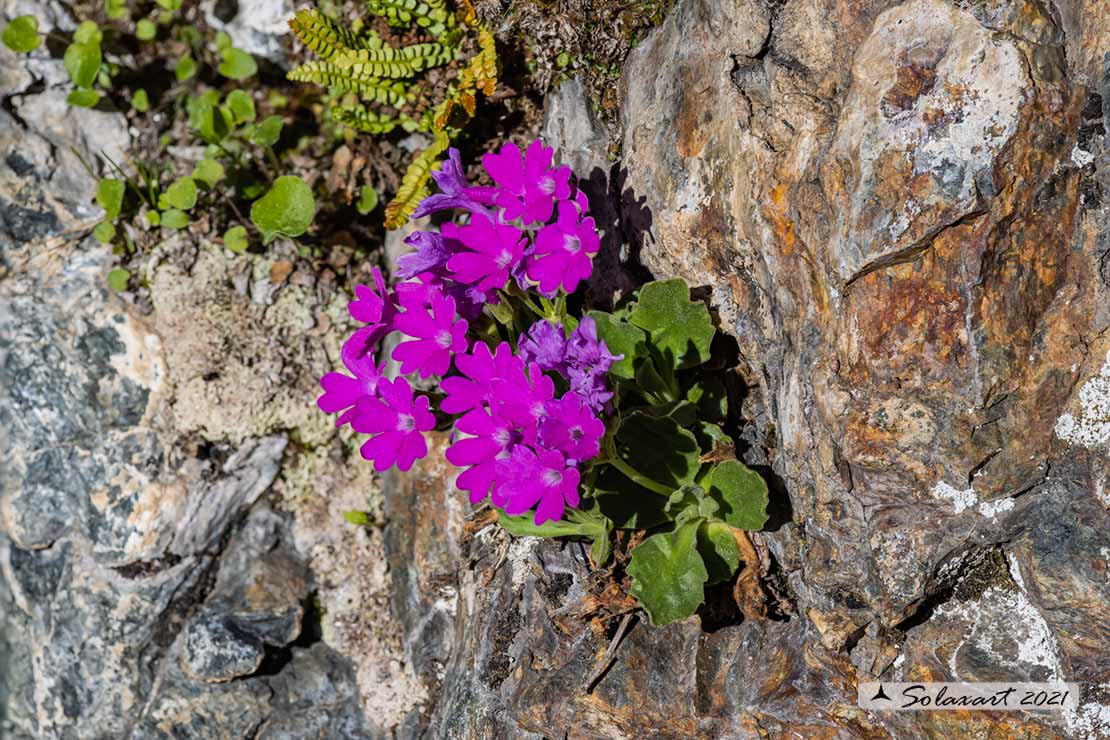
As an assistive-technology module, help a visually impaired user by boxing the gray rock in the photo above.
[202,0,296,66]
[182,613,267,683]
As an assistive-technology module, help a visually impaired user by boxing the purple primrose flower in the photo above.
[392,289,469,378]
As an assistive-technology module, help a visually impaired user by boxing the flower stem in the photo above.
[606,456,674,497]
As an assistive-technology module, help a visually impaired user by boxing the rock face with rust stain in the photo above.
[370,0,1109,737]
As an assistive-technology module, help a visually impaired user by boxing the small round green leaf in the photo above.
[130,88,149,112]
[93,221,116,244]
[73,21,102,45]
[97,178,125,220]
[105,0,128,21]
[223,225,249,253]
[66,88,100,108]
[250,115,283,147]
[107,267,130,291]
[191,158,225,187]
[217,47,257,80]
[215,31,232,53]
[145,210,161,227]
[164,177,197,210]
[2,15,41,53]
[225,89,256,124]
[135,19,156,41]
[175,54,197,82]
[356,185,379,215]
[250,175,315,243]
[64,42,102,88]
[160,209,189,230]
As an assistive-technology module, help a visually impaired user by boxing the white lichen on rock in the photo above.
[1055,350,1110,451]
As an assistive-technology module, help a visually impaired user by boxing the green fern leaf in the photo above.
[288,9,365,60]
[287,61,412,105]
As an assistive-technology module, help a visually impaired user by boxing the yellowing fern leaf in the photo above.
[384,131,450,229]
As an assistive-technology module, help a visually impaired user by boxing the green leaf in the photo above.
[587,310,645,380]
[145,210,161,227]
[130,88,149,112]
[191,158,225,187]
[175,54,197,81]
[218,47,257,80]
[107,267,130,291]
[64,42,102,88]
[2,15,40,53]
[653,399,697,428]
[250,175,315,243]
[156,0,183,10]
[97,178,125,220]
[343,510,371,526]
[614,411,701,492]
[665,483,720,525]
[688,376,728,422]
[706,460,769,531]
[634,355,675,403]
[628,279,716,369]
[93,221,116,244]
[223,225,248,253]
[627,520,708,626]
[160,209,189,230]
[66,88,100,108]
[593,465,669,530]
[356,184,379,215]
[105,0,128,21]
[73,21,102,45]
[135,19,157,41]
[215,31,233,53]
[698,521,741,584]
[164,177,197,211]
[225,89,256,124]
[497,511,597,538]
[250,115,284,147]
[187,94,230,144]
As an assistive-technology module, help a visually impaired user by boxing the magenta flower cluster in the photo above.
[317,140,619,524]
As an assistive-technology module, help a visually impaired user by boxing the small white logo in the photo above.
[858,683,1080,711]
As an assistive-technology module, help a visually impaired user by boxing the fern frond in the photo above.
[366,0,455,36]
[288,62,413,105]
[469,28,498,95]
[289,9,373,60]
[384,131,450,229]
[333,105,417,135]
[334,42,456,78]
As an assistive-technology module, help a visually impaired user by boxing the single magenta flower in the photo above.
[443,219,526,293]
[445,406,516,503]
[392,289,468,378]
[350,377,435,472]
[539,394,605,464]
[527,202,600,294]
[494,445,581,525]
[317,325,388,428]
[440,341,522,415]
[482,140,572,224]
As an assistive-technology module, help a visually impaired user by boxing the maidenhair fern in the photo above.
[288,1,499,228]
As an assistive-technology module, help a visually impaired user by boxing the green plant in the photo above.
[287,1,499,227]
